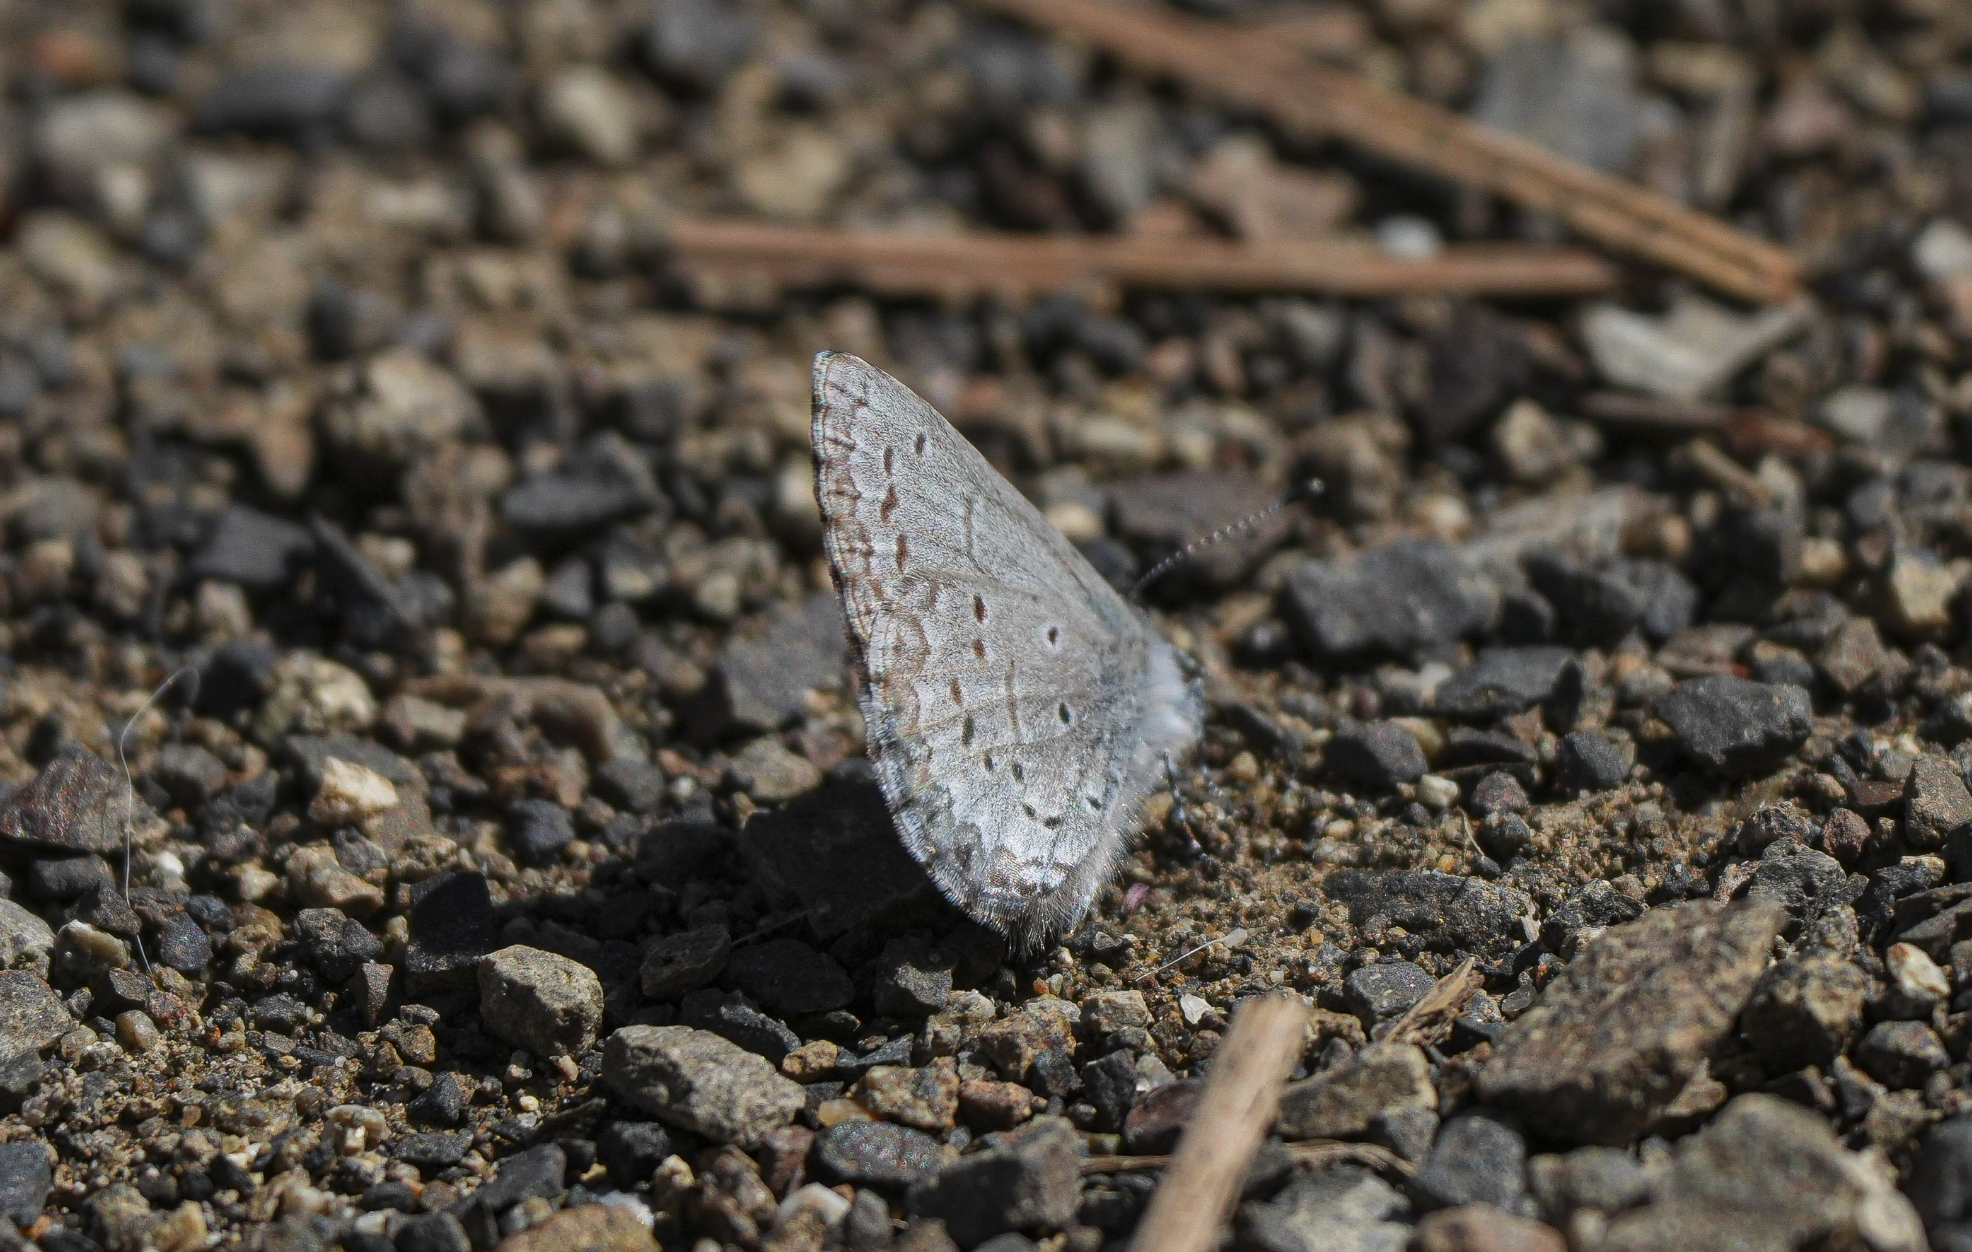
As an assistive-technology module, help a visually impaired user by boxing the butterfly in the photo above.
[811,353,1203,946]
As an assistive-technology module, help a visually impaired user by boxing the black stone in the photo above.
[471,1144,567,1212]
[28,856,113,901]
[1909,1116,1972,1248]
[197,65,350,140]
[704,593,852,737]
[197,640,280,720]
[1326,871,1534,961]
[1326,721,1427,790]
[187,505,314,591]
[680,988,801,1061]
[724,940,853,1016]
[1855,1020,1949,1090]
[393,1212,471,1252]
[406,871,497,994]
[391,1133,471,1168]
[872,954,954,1019]
[0,747,147,856]
[149,743,228,808]
[1079,1052,1137,1133]
[1656,677,1813,778]
[500,434,665,541]
[1281,540,1496,661]
[408,1072,469,1127]
[311,518,426,654]
[598,1121,673,1189]
[294,908,385,984]
[646,0,758,93]
[1527,556,1696,645]
[1555,731,1631,793]
[153,910,213,973]
[592,757,666,815]
[816,1121,947,1191]
[506,799,574,866]
[1435,647,1574,721]
[0,1140,50,1225]
[1540,882,1646,958]
[1410,1109,1530,1213]
[1342,959,1434,1024]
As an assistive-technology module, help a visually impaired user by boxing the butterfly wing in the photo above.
[812,352,1203,945]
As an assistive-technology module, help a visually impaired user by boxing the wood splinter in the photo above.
[1125,994,1310,1252]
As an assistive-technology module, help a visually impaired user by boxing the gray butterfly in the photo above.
[812,352,1204,946]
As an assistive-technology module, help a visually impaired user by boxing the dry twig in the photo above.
[1125,995,1310,1252]
[973,0,1799,304]
[1383,958,1482,1047]
[663,219,1619,300]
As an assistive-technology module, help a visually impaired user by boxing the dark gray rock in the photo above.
[1470,772,1531,816]
[188,504,314,590]
[907,1117,1081,1246]
[506,799,574,865]
[149,743,228,808]
[1526,556,1694,645]
[1555,731,1631,793]
[647,0,757,91]
[1280,539,1496,661]
[500,433,665,541]
[1079,1051,1138,1133]
[0,746,153,856]
[1478,901,1784,1144]
[1435,647,1575,720]
[295,907,384,983]
[641,926,731,998]
[1326,872,1533,961]
[1410,1110,1530,1214]
[707,593,851,736]
[598,1121,673,1189]
[27,855,112,901]
[391,1133,470,1168]
[1539,882,1646,960]
[1527,1146,1649,1220]
[680,988,802,1061]
[1342,960,1434,1025]
[1109,472,1291,594]
[1655,677,1812,778]
[1740,955,1868,1073]
[1598,1095,1923,1252]
[815,1121,949,1191]
[1236,1165,1411,1252]
[1276,1043,1435,1141]
[197,65,349,139]
[408,1072,468,1127]
[153,910,212,973]
[593,757,666,814]
[472,1143,566,1212]
[406,871,497,994]
[1855,1019,1949,1090]
[1909,1116,1972,1249]
[0,1140,50,1225]
[724,939,852,1016]
[1326,722,1427,790]
[872,949,954,1018]
[396,1212,472,1252]
[1740,843,1854,940]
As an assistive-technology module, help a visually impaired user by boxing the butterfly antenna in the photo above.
[115,665,200,976]
[1131,478,1322,599]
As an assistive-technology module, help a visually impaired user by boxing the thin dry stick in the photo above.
[664,219,1620,299]
[1384,957,1481,1047]
[1126,995,1310,1252]
[973,0,1799,303]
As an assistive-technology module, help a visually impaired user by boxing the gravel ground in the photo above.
[3,2,1972,1252]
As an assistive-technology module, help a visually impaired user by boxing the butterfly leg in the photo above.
[1162,752,1203,858]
